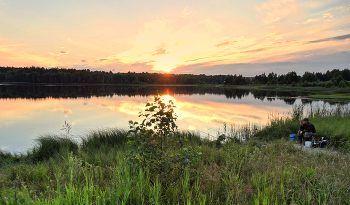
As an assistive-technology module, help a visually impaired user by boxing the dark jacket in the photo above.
[300,122,316,133]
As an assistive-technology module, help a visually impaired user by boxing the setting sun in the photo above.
[152,65,176,73]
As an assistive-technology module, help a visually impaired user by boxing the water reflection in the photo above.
[0,84,309,101]
[0,85,345,152]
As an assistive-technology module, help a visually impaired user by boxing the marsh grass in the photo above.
[225,122,258,143]
[29,135,79,162]
[1,127,350,204]
[81,128,129,151]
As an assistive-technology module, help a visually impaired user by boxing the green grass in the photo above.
[223,84,350,99]
[254,104,350,152]
[1,125,350,204]
[308,94,350,100]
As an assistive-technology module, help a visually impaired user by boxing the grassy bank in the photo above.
[308,94,350,100]
[1,127,350,204]
[222,84,350,100]
[254,104,350,152]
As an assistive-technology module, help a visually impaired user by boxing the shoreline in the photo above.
[1,82,349,100]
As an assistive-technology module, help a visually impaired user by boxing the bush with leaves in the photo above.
[127,95,201,184]
[324,81,334,88]
[338,80,347,88]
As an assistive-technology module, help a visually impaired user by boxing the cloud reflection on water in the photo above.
[0,93,293,152]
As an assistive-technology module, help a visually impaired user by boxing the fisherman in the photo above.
[298,118,316,144]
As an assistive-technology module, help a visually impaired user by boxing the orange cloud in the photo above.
[181,6,194,17]
[0,41,59,67]
[103,17,226,72]
[214,41,237,47]
[49,51,70,57]
[302,18,321,24]
[256,0,299,24]
[152,48,169,56]
[322,13,334,21]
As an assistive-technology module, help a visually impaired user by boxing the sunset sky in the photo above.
[0,0,349,75]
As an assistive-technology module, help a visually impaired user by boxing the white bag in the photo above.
[305,141,312,147]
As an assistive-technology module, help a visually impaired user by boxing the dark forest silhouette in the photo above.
[0,66,225,84]
[0,66,349,87]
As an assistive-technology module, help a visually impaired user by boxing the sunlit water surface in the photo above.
[0,85,344,152]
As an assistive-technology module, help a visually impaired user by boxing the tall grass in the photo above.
[29,135,79,162]
[254,103,350,151]
[1,127,350,204]
[226,122,258,142]
[81,128,129,151]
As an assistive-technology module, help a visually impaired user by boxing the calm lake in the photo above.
[0,84,343,152]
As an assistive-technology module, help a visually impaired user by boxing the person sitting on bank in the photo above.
[298,118,316,144]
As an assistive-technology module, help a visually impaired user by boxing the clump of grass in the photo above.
[81,128,128,151]
[29,135,79,162]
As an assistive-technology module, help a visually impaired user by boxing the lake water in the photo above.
[0,84,342,152]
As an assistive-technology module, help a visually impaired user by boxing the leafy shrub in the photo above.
[127,95,201,184]
[324,81,334,88]
[338,80,347,88]
[335,75,344,86]
[313,81,325,87]
[302,82,311,87]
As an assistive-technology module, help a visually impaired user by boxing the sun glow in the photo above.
[152,65,176,73]
[160,94,176,104]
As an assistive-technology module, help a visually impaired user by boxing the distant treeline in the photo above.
[225,69,350,87]
[0,66,349,87]
[251,69,350,88]
[0,66,225,85]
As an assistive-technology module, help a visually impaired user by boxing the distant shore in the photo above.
[2,82,349,100]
